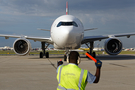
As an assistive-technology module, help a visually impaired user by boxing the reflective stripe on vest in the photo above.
[59,66,63,84]
[57,86,75,90]
[78,69,84,90]
[57,66,85,90]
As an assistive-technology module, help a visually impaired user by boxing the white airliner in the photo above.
[0,2,135,60]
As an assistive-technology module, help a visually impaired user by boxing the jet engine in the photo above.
[13,38,31,56]
[104,38,122,55]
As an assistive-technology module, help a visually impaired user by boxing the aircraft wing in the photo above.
[81,32,135,44]
[0,34,53,44]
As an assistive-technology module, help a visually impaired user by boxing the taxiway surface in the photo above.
[0,55,135,90]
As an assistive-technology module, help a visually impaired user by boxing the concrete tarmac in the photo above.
[0,54,135,90]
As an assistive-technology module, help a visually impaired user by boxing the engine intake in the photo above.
[104,38,122,55]
[13,38,31,56]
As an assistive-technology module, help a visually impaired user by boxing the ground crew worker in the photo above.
[57,51,102,90]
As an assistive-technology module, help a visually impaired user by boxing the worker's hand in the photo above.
[95,59,102,68]
[57,60,63,67]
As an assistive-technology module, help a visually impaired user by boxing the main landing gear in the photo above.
[85,42,96,58]
[40,42,50,58]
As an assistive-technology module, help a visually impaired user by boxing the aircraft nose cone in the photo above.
[56,27,75,46]
[61,28,74,41]
[51,26,82,49]
[63,28,72,37]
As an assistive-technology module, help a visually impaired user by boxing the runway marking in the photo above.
[109,63,127,67]
[47,59,57,69]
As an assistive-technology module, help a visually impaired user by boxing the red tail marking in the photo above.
[66,2,68,15]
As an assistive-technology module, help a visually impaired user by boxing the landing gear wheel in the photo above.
[46,52,49,58]
[40,52,43,58]
[92,52,96,58]
[64,55,67,61]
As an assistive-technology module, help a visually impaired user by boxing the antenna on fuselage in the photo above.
[66,2,69,15]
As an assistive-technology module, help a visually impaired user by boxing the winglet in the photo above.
[66,2,68,15]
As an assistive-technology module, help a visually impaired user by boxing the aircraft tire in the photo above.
[40,52,43,58]
[93,52,96,58]
[64,55,67,61]
[46,52,49,58]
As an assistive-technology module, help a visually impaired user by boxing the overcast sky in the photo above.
[0,0,135,48]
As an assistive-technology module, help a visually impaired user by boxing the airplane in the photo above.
[0,2,135,61]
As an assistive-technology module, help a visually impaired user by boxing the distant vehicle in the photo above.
[124,48,135,51]
[0,46,13,51]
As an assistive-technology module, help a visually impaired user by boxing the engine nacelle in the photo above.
[104,38,122,55]
[13,38,31,56]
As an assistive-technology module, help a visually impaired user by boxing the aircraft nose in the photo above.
[64,27,75,37]
[52,26,83,49]
[63,28,72,36]
[59,27,75,45]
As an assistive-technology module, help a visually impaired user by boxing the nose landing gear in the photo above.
[64,49,69,61]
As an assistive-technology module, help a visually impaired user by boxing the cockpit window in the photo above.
[57,21,78,27]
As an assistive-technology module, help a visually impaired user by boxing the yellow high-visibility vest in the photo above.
[57,64,88,90]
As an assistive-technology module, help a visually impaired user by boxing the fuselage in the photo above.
[51,15,84,49]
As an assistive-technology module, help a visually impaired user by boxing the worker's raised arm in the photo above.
[85,53,102,83]
[94,60,102,83]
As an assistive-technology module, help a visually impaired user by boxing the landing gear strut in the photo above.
[85,42,96,58]
[64,49,69,61]
[40,42,50,58]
